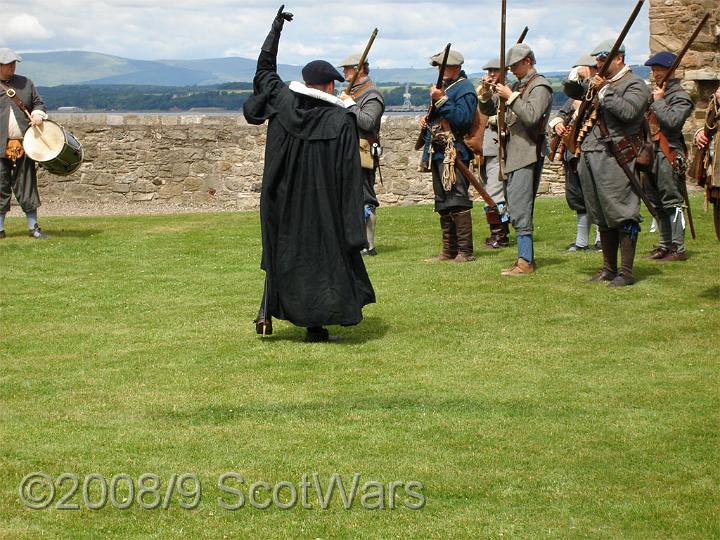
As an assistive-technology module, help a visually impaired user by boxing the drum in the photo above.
[23,120,83,176]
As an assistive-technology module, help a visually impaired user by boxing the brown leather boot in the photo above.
[644,246,670,260]
[589,228,619,282]
[426,211,457,261]
[608,229,637,287]
[453,209,475,262]
[658,243,688,262]
[501,258,536,276]
[484,207,506,249]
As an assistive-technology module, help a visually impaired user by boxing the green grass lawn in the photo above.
[1,195,718,538]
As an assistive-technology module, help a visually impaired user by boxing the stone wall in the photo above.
[28,4,720,210]
[649,0,719,128]
[38,114,565,211]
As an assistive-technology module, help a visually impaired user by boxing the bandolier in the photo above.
[421,49,478,262]
[565,40,651,287]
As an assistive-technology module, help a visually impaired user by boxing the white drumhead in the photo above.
[23,120,66,162]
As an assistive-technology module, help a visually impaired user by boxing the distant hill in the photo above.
[18,51,653,87]
[20,51,443,86]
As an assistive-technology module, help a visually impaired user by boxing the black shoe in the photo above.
[360,248,377,257]
[304,327,340,343]
[566,242,589,252]
[0,230,5,239]
[592,241,602,252]
[29,225,49,240]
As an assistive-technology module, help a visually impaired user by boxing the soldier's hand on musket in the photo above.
[652,83,666,102]
[590,74,606,90]
[339,91,350,100]
[481,75,493,89]
[553,121,565,137]
[494,83,513,101]
[695,130,710,149]
[419,116,428,129]
[430,85,445,102]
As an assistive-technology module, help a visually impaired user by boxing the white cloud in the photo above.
[4,13,53,41]
[0,0,654,70]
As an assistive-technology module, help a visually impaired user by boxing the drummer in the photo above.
[0,47,49,240]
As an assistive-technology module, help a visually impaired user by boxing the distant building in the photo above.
[402,83,413,110]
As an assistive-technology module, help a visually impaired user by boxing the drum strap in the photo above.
[0,80,32,119]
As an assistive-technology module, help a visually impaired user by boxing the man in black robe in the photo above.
[243,6,375,343]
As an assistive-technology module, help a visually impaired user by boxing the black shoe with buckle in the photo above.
[29,225,49,240]
[566,242,589,252]
[304,326,341,343]
[360,248,377,257]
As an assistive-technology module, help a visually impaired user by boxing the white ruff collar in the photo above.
[609,65,630,83]
[289,81,346,108]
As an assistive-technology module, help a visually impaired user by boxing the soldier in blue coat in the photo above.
[420,49,478,262]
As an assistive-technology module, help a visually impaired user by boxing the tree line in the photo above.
[40,80,570,112]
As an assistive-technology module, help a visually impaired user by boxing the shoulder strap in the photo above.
[519,73,540,98]
[350,80,374,100]
[0,80,31,118]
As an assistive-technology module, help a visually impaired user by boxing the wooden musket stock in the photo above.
[415,43,451,151]
[497,0,508,181]
[346,28,379,91]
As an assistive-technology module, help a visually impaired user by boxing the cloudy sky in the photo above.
[1,0,650,72]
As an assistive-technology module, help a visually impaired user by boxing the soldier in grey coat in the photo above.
[642,51,694,262]
[0,48,49,240]
[565,41,651,286]
[477,58,510,249]
[479,43,553,275]
[339,53,385,256]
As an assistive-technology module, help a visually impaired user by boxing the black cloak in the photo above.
[243,47,375,328]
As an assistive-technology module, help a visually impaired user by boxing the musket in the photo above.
[517,26,529,45]
[465,26,529,161]
[455,159,496,209]
[657,13,710,88]
[346,28,379,91]
[571,0,645,156]
[415,43,451,151]
[497,0,508,181]
[646,13,710,240]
